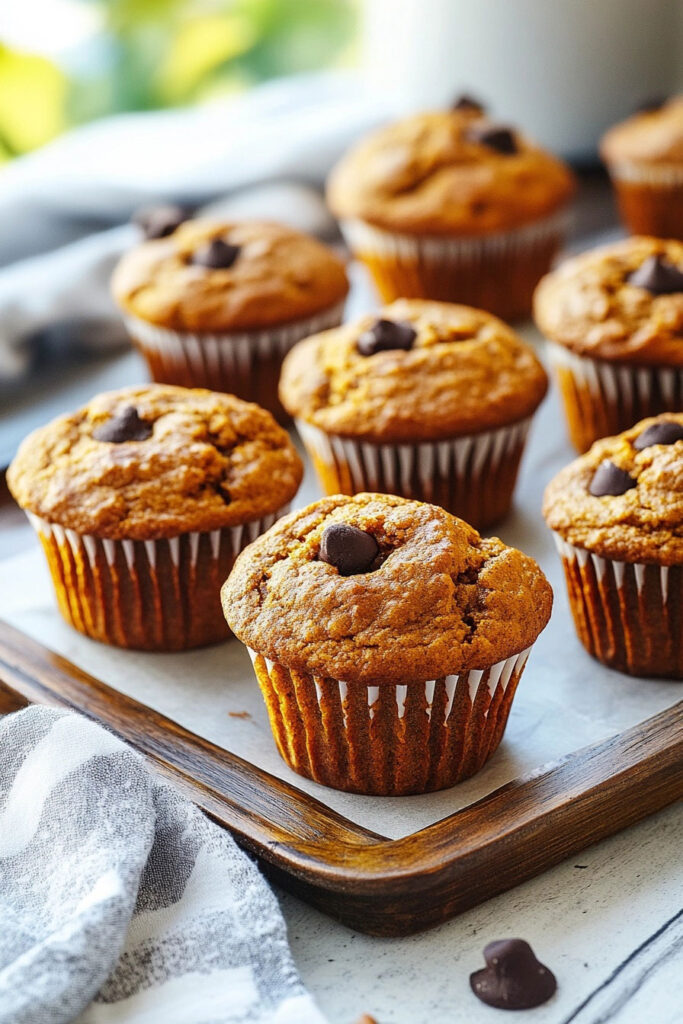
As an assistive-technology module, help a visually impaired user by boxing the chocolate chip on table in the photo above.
[320,523,379,576]
[191,238,240,269]
[357,319,416,356]
[133,204,189,240]
[470,939,557,1010]
[452,93,486,114]
[466,123,518,155]
[93,406,153,443]
[627,255,683,294]
[634,420,683,450]
[589,459,637,497]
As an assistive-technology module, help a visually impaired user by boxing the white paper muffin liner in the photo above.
[27,506,290,651]
[547,341,683,451]
[553,533,682,678]
[122,301,345,416]
[606,160,683,187]
[247,646,532,795]
[295,417,531,528]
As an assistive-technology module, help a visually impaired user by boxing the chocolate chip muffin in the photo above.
[280,299,547,528]
[222,492,552,795]
[327,105,575,319]
[534,236,683,452]
[544,413,683,677]
[111,219,349,420]
[8,384,303,650]
[601,97,683,240]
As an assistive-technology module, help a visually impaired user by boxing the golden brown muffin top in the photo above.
[326,110,575,236]
[279,299,548,442]
[534,236,683,365]
[543,413,683,564]
[601,97,683,166]
[111,219,349,332]
[8,384,303,540]
[222,493,553,685]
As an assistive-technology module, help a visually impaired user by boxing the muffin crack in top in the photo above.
[222,493,552,684]
[7,384,303,539]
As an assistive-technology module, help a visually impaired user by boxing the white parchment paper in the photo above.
[1,291,681,841]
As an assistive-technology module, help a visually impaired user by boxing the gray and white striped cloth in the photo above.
[0,706,327,1024]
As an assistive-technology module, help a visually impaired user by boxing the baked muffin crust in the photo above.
[279,299,548,442]
[534,236,683,365]
[111,219,349,332]
[222,492,552,684]
[543,413,683,564]
[601,97,683,166]
[327,110,575,236]
[8,384,303,539]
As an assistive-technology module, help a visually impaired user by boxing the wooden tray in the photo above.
[1,617,681,937]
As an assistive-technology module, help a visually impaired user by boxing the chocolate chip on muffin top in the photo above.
[222,493,552,685]
[543,413,683,563]
[7,384,303,540]
[111,219,349,333]
[533,236,683,365]
[279,299,547,443]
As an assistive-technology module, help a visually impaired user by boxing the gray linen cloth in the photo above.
[0,705,326,1024]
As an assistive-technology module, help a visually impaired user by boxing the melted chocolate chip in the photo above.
[634,420,683,450]
[452,93,486,114]
[320,523,379,576]
[466,123,518,154]
[93,406,153,443]
[133,204,189,240]
[589,459,637,497]
[627,255,683,294]
[470,939,557,1010]
[191,238,240,269]
[357,319,416,356]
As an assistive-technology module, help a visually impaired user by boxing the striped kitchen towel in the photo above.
[0,705,327,1024]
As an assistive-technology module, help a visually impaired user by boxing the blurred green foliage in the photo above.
[0,0,357,160]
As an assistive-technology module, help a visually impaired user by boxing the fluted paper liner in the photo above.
[247,647,532,795]
[547,341,683,452]
[554,533,683,678]
[296,417,531,529]
[27,508,289,651]
[606,159,683,240]
[340,212,569,319]
[122,302,345,421]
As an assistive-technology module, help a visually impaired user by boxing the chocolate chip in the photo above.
[470,939,557,1010]
[133,204,189,240]
[93,406,153,443]
[627,255,683,294]
[452,93,486,114]
[320,523,379,576]
[357,319,416,356]
[634,420,683,450]
[466,123,518,154]
[191,238,240,269]
[589,460,637,497]
[636,96,667,114]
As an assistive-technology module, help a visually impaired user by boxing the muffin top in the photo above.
[223,493,552,685]
[8,384,303,540]
[601,97,683,166]
[111,219,349,332]
[543,413,683,564]
[534,236,683,365]
[326,109,575,236]
[279,299,547,442]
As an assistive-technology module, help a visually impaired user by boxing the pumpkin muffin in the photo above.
[223,492,552,795]
[601,97,683,240]
[327,106,575,320]
[280,299,548,528]
[111,219,349,421]
[544,413,683,678]
[534,236,683,452]
[8,384,303,650]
